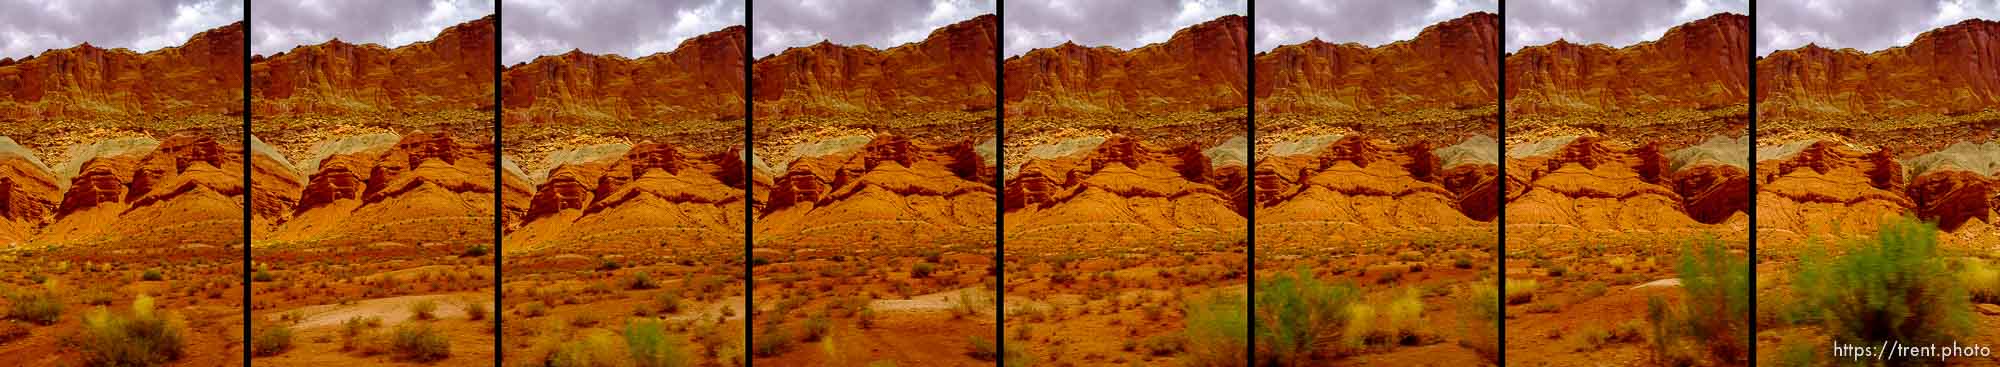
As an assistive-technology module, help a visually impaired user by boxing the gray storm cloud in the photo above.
[1758,0,2000,56]
[1505,0,1746,53]
[502,0,743,65]
[252,0,493,57]
[753,0,993,59]
[0,0,243,59]
[1005,0,1246,57]
[1256,0,1496,52]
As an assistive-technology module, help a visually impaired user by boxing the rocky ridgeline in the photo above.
[1506,136,1751,231]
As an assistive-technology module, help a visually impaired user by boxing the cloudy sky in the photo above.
[1506,0,1746,53]
[1257,0,1495,52]
[1006,0,1245,57]
[1759,0,2000,56]
[504,0,742,65]
[753,0,992,58]
[0,0,242,59]
[252,0,492,57]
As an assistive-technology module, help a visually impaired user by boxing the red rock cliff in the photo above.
[1255,12,1497,118]
[1757,18,2000,123]
[752,14,996,118]
[252,15,497,116]
[1506,13,1749,118]
[1004,15,1248,118]
[0,22,245,120]
[503,26,746,125]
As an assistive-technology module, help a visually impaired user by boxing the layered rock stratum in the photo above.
[1004,15,1248,248]
[1252,12,1499,244]
[499,26,748,253]
[250,15,501,247]
[0,23,246,247]
[1756,18,2000,244]
[1504,13,1751,244]
[752,15,998,247]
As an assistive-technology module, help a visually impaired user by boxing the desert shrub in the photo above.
[1571,325,1611,351]
[1140,333,1186,356]
[251,269,275,282]
[1256,268,1361,365]
[460,244,489,257]
[569,313,602,328]
[1793,219,1972,357]
[626,272,660,290]
[252,323,293,357]
[465,302,489,321]
[1340,304,1374,349]
[1775,339,1821,367]
[1182,294,1248,367]
[517,301,549,318]
[80,289,116,306]
[391,323,451,362]
[1961,258,2000,304]
[547,331,620,367]
[911,262,937,279]
[624,319,691,367]
[1504,279,1537,305]
[74,295,185,366]
[5,289,63,325]
[967,335,999,360]
[857,305,876,329]
[1578,281,1608,300]
[752,328,794,357]
[1458,281,1500,363]
[1382,287,1424,344]
[1671,237,1750,362]
[656,293,683,314]
[411,299,439,320]
[801,314,831,342]
[140,269,164,281]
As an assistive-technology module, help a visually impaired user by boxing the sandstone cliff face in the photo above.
[1255,12,1497,119]
[1005,15,1247,118]
[502,26,746,125]
[752,15,996,117]
[1003,135,1245,248]
[0,22,245,120]
[759,135,995,246]
[1758,19,2000,125]
[265,131,509,245]
[1506,13,1750,120]
[252,15,496,116]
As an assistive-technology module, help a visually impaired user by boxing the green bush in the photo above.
[517,301,549,318]
[465,302,488,321]
[252,323,293,357]
[624,319,691,367]
[1504,279,1537,305]
[5,289,63,325]
[140,269,164,281]
[1793,219,1972,356]
[391,323,451,362]
[626,272,660,290]
[802,315,831,342]
[1671,237,1751,362]
[1182,294,1248,367]
[967,335,998,361]
[548,331,620,367]
[911,263,937,279]
[656,293,684,314]
[752,328,794,357]
[411,299,439,320]
[1256,268,1361,365]
[1960,258,2000,304]
[74,295,185,366]
[460,244,489,257]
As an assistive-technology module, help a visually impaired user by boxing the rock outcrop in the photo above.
[505,143,748,251]
[1255,12,1497,120]
[1506,13,1750,121]
[252,15,496,115]
[752,15,996,117]
[1005,15,1247,118]
[1257,135,1497,233]
[1758,19,2000,125]
[265,131,512,245]
[1003,135,1245,247]
[757,135,995,246]
[0,22,245,120]
[503,26,746,125]
[1507,136,1750,234]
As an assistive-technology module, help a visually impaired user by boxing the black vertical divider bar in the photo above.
[492,2,505,365]
[1243,1,1257,366]
[742,2,756,366]
[1745,0,1759,363]
[1495,3,1508,365]
[994,2,1007,366]
[241,1,253,365]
